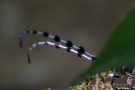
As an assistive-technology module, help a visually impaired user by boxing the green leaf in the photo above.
[71,7,135,85]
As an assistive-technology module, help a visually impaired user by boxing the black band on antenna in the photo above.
[67,47,71,52]
[78,46,85,57]
[43,32,48,37]
[66,40,73,47]
[54,35,60,42]
[32,30,37,34]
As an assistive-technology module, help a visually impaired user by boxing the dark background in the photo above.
[0,0,134,90]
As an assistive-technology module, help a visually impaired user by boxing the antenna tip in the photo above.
[27,53,31,64]
[92,56,96,62]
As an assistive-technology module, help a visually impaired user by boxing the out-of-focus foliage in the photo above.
[72,6,135,85]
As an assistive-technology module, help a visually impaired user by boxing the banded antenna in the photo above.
[28,41,94,64]
[19,30,96,63]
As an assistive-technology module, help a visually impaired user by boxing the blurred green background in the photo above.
[0,0,135,90]
[73,5,135,85]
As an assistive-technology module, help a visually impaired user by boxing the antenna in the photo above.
[19,30,96,63]
[27,41,94,64]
